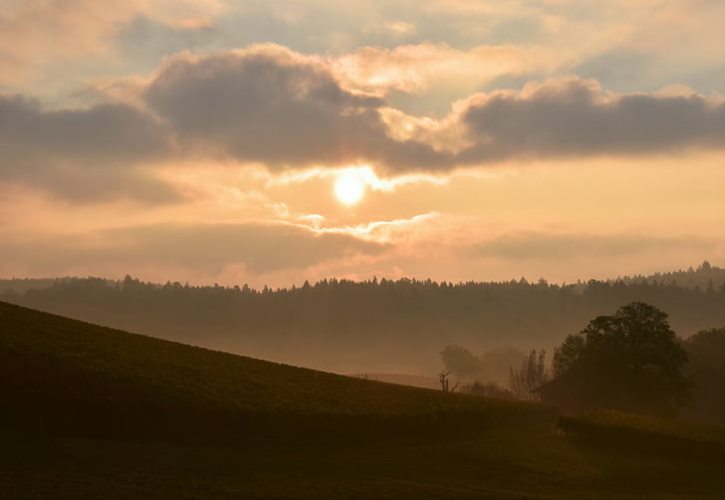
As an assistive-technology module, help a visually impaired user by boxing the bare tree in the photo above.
[509,350,548,401]
[438,369,459,393]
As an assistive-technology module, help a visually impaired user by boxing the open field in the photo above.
[2,301,724,498]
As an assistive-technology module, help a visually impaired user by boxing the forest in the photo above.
[2,263,724,377]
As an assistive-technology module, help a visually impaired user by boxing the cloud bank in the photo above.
[459,79,725,163]
[0,94,175,201]
[2,45,725,201]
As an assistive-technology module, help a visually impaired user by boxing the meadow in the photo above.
[2,300,725,498]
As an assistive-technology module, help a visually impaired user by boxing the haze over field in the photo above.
[2,0,725,288]
[2,263,725,378]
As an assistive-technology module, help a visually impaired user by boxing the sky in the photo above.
[1,0,724,287]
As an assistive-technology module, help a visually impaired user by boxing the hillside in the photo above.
[3,301,725,498]
[0,300,544,443]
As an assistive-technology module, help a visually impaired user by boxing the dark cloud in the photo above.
[145,45,447,169]
[0,94,176,202]
[0,95,166,163]
[0,222,386,276]
[4,45,725,203]
[459,78,725,163]
[144,55,725,170]
[0,45,446,201]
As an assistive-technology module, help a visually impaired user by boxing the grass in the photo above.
[558,411,725,458]
[0,300,548,443]
[2,300,725,498]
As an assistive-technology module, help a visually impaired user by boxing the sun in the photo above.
[334,171,365,205]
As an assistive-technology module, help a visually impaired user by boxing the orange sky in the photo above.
[1,0,724,286]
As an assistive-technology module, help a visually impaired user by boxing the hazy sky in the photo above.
[1,0,724,286]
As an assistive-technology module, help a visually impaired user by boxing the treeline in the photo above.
[2,266,725,374]
[617,261,725,290]
[0,278,59,295]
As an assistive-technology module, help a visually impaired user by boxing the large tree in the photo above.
[440,345,481,380]
[541,302,691,416]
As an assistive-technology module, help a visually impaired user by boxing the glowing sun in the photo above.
[334,172,365,205]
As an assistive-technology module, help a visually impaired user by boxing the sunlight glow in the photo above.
[334,171,366,205]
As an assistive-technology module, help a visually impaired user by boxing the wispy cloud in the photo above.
[471,232,716,261]
[0,221,386,278]
[0,0,225,85]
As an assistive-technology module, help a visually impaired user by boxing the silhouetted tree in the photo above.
[542,302,691,416]
[440,345,480,380]
[509,350,548,401]
[438,369,458,393]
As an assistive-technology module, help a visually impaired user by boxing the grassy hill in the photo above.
[3,300,725,498]
[0,300,546,443]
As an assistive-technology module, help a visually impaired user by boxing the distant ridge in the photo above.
[2,264,724,376]
[613,261,725,290]
[2,261,724,294]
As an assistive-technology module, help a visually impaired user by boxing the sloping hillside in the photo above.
[4,301,725,498]
[0,300,546,443]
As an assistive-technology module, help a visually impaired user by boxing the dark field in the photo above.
[2,301,724,498]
